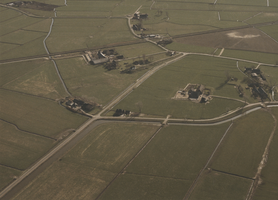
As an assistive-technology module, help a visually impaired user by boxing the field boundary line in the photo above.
[95,126,163,200]
[183,122,233,200]
[43,18,72,97]
[246,110,277,200]
[0,164,23,172]
[0,118,57,141]
[211,169,255,180]
[0,4,45,18]
[0,88,55,101]
[125,172,190,181]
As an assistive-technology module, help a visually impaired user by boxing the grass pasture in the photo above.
[55,1,116,17]
[189,170,252,200]
[2,60,68,99]
[0,89,88,137]
[114,55,246,119]
[0,9,22,23]
[56,57,150,106]
[253,108,278,200]
[126,124,230,180]
[209,109,274,178]
[222,49,278,65]
[99,173,191,200]
[0,14,43,36]
[0,165,21,192]
[0,120,55,170]
[245,12,278,24]
[172,27,278,54]
[47,18,137,53]
[115,42,165,58]
[259,25,278,42]
[12,122,159,200]
[0,36,47,60]
[167,42,216,54]
[217,0,266,6]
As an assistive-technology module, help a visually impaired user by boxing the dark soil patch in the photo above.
[174,27,278,54]
[7,1,60,11]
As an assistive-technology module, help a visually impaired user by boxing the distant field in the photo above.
[217,0,266,6]
[0,89,88,137]
[222,49,278,65]
[47,18,137,53]
[115,42,164,58]
[189,170,252,200]
[12,123,159,200]
[167,42,216,54]
[0,14,43,36]
[219,11,259,22]
[99,123,230,199]
[114,55,247,119]
[0,120,55,170]
[0,9,22,23]
[141,22,216,36]
[0,36,47,60]
[172,28,278,54]
[245,13,278,24]
[2,60,68,99]
[0,165,21,192]
[56,57,150,106]
[98,173,191,200]
[209,109,274,178]
[126,124,230,179]
[253,108,278,200]
[259,25,278,42]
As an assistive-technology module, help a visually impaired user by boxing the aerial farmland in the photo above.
[0,0,277,199]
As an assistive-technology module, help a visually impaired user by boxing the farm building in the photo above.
[92,57,109,65]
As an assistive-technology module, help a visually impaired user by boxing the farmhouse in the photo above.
[172,83,211,103]
[133,11,148,20]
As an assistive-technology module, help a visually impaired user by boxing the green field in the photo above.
[12,123,159,200]
[0,120,55,170]
[2,60,68,99]
[167,42,216,54]
[46,18,137,53]
[209,109,274,178]
[0,165,21,192]
[0,89,88,137]
[98,173,191,200]
[114,55,247,119]
[253,108,278,200]
[222,49,278,65]
[56,57,151,106]
[189,170,252,200]
[259,25,278,42]
[125,124,230,179]
[115,42,165,58]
